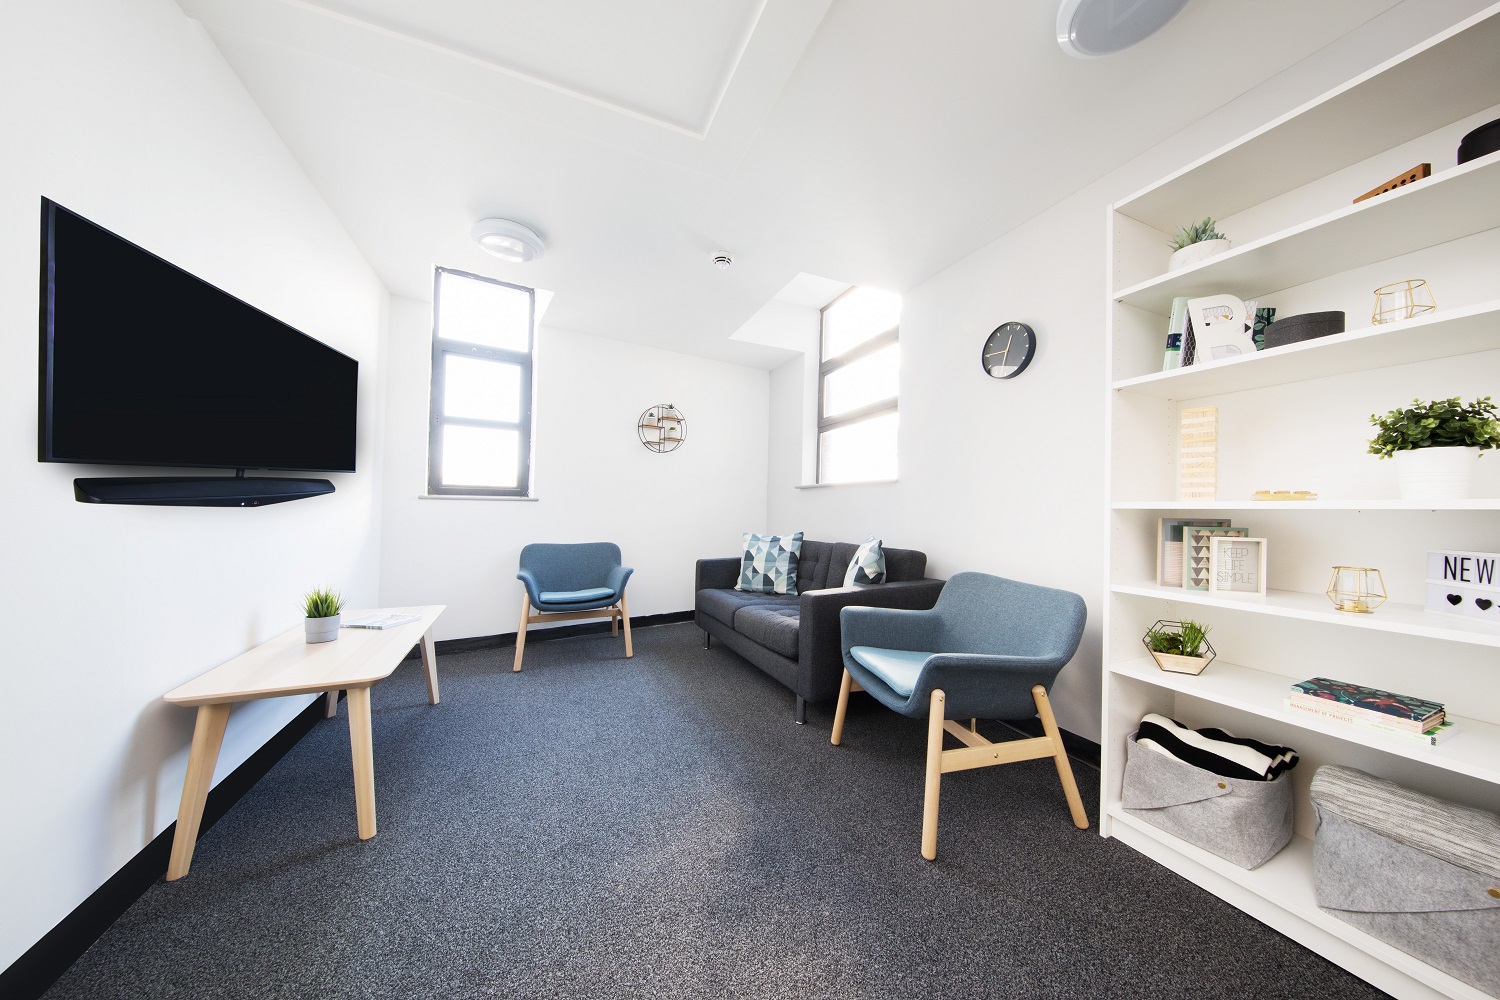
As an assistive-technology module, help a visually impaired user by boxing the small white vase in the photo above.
[1393,447,1480,502]
[305,613,341,643]
[1168,238,1231,272]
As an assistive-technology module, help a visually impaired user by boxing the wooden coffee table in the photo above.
[162,605,444,880]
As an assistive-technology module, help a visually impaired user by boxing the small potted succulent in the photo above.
[303,587,346,643]
[1166,216,1231,272]
[1142,619,1215,675]
[1368,396,1500,501]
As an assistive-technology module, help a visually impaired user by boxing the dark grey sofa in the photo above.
[695,540,944,723]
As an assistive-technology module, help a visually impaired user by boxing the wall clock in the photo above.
[982,322,1036,379]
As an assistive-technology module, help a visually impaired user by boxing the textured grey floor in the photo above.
[45,623,1388,999]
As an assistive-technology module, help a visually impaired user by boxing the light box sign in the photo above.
[1426,549,1500,623]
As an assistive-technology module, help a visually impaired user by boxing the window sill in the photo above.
[793,479,898,490]
[418,494,539,501]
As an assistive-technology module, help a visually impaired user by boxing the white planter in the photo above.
[1394,447,1480,502]
[1167,238,1231,272]
[305,613,341,643]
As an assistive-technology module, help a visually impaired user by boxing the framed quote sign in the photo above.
[1208,536,1268,597]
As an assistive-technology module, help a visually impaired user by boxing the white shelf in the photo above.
[1112,582,1500,649]
[1110,499,1500,511]
[1112,300,1500,398]
[1114,152,1500,313]
[1115,6,1500,232]
[1105,810,1493,1000]
[1110,657,1500,783]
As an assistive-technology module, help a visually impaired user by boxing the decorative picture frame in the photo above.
[1156,517,1231,587]
[1184,526,1249,592]
[1208,536,1268,597]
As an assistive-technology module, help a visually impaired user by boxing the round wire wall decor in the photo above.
[638,404,686,453]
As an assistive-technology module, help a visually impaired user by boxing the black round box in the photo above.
[1458,116,1500,165]
[1262,311,1345,349]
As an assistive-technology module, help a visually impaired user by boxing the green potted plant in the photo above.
[1368,396,1500,501]
[1142,619,1216,675]
[1166,216,1231,271]
[303,587,346,643]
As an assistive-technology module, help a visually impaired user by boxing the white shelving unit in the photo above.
[1102,8,1500,1000]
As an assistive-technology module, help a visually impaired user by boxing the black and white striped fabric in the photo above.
[1135,713,1298,782]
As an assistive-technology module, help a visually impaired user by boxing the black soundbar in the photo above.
[73,477,335,507]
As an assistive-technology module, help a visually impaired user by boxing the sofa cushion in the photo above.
[843,536,887,586]
[697,588,796,628]
[734,605,802,659]
[736,532,804,594]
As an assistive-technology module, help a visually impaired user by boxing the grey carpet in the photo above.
[44,623,1387,999]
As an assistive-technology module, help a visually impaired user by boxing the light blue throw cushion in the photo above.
[736,531,804,595]
[843,535,887,586]
[539,587,616,604]
[850,646,933,697]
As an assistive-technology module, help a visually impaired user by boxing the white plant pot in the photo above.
[1167,238,1231,272]
[1394,447,1480,502]
[305,613,341,643]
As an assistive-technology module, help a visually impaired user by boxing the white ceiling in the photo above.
[175,0,1403,368]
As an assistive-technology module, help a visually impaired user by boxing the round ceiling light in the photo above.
[1056,0,1189,58]
[471,218,545,263]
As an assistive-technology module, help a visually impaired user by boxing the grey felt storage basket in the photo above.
[1121,735,1293,870]
[1311,766,1500,996]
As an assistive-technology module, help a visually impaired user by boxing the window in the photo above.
[428,267,535,497]
[818,287,901,483]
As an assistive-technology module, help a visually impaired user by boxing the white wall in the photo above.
[0,0,387,971]
[379,297,769,641]
[765,0,1494,742]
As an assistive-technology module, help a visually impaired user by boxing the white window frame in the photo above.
[427,267,536,498]
[816,288,899,484]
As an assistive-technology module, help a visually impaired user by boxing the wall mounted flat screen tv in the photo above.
[38,198,358,474]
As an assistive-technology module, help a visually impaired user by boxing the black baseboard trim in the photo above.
[406,610,695,659]
[996,717,1103,769]
[0,695,331,1000]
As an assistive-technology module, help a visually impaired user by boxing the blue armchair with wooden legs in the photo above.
[830,571,1089,860]
[514,542,634,672]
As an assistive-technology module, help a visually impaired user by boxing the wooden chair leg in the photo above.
[325,690,339,718]
[921,688,946,861]
[611,611,618,636]
[512,592,531,672]
[620,591,632,658]
[830,668,854,746]
[1033,684,1089,830]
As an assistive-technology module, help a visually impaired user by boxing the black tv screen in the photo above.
[38,199,358,474]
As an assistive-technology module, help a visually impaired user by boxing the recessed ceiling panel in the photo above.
[298,0,764,132]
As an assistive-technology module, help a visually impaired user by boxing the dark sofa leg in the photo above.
[703,631,711,650]
[794,696,806,725]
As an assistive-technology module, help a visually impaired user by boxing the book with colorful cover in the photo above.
[1290,677,1444,726]
[1285,691,1443,733]
[1284,696,1451,742]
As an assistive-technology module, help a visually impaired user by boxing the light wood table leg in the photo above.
[420,629,439,705]
[325,690,339,718]
[921,689,946,861]
[166,702,232,881]
[620,591,633,658]
[512,592,530,672]
[347,685,377,840]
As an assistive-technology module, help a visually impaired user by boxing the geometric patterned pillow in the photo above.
[735,531,804,595]
[842,535,887,586]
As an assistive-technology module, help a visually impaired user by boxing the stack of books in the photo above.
[1285,677,1454,746]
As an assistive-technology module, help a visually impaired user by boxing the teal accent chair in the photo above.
[514,543,634,672]
[831,571,1089,860]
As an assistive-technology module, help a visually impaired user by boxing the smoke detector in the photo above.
[1057,0,1189,58]
[472,218,545,262]
[710,251,734,270]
